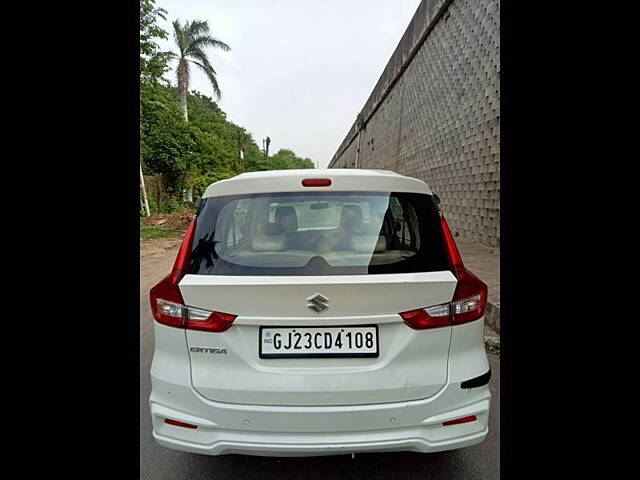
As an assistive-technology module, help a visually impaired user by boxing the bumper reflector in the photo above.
[442,415,477,426]
[164,418,198,429]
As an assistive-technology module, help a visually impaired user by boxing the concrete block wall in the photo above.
[329,0,500,247]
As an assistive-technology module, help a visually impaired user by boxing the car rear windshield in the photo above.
[188,191,449,276]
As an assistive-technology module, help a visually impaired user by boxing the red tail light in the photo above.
[150,218,237,332]
[302,178,332,187]
[185,310,237,332]
[400,215,487,329]
[440,213,464,275]
[449,268,487,324]
[400,304,451,330]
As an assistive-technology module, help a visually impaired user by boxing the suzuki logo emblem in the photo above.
[306,293,329,313]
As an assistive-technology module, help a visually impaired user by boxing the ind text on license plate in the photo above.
[259,325,379,358]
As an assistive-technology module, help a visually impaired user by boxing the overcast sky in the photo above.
[156,0,421,168]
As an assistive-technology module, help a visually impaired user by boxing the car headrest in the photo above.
[340,204,363,229]
[351,235,387,253]
[274,206,298,232]
[251,235,287,252]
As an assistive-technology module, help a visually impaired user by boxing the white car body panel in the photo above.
[203,169,432,198]
[179,271,456,317]
[179,271,457,406]
[149,169,491,456]
[150,320,490,456]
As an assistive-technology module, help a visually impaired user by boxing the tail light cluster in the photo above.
[150,218,237,332]
[401,214,488,330]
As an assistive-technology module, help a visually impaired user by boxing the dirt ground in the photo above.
[140,236,182,258]
[140,209,195,230]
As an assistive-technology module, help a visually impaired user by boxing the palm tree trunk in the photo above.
[179,86,188,121]
[177,58,189,121]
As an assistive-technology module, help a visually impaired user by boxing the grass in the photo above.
[140,225,182,240]
[140,209,194,241]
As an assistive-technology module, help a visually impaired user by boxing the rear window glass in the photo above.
[188,192,449,276]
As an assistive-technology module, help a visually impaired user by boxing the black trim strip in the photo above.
[461,369,491,389]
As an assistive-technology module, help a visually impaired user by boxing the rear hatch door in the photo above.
[180,271,456,406]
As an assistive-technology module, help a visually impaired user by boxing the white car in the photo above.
[149,169,491,457]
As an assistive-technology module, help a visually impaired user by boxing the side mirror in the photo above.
[194,197,203,211]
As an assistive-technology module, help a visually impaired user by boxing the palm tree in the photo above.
[169,19,230,121]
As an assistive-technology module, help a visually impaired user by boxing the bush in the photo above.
[141,83,198,191]
[158,196,194,214]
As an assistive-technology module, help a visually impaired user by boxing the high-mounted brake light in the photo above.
[400,215,487,329]
[150,218,237,332]
[302,178,332,187]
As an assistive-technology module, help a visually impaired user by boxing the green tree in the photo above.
[168,19,230,120]
[269,149,315,170]
[140,0,170,84]
[140,2,314,204]
[184,91,243,180]
[140,82,198,190]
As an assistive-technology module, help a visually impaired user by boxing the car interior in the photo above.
[215,197,419,268]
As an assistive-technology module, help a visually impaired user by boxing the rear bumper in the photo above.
[149,317,491,457]
[152,424,488,457]
[149,379,490,457]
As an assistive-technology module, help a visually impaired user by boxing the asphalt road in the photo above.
[140,241,500,480]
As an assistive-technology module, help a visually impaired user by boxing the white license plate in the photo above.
[259,325,379,358]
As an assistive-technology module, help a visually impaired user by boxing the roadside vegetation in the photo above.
[140,207,195,241]
[140,0,313,228]
[140,225,182,241]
